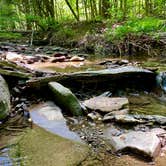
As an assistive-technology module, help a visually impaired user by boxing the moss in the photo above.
[129,94,166,116]
[10,126,90,166]
[49,82,83,116]
[0,75,10,120]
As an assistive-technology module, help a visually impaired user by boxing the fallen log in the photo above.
[27,66,157,91]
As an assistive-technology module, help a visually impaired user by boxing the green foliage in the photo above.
[55,26,75,40]
[0,32,22,39]
[106,17,166,40]
[25,15,60,31]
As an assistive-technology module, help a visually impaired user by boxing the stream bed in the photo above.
[0,43,166,165]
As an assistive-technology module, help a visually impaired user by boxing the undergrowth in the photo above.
[0,32,22,39]
[105,17,166,41]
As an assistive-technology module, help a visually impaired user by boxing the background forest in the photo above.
[0,0,165,30]
[0,0,166,53]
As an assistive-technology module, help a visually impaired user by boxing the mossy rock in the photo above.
[0,75,10,120]
[48,82,82,116]
[10,127,90,166]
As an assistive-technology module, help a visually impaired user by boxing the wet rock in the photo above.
[24,55,41,64]
[103,126,122,137]
[107,114,166,125]
[70,56,85,62]
[103,109,129,121]
[133,114,166,125]
[52,52,68,57]
[12,127,90,166]
[87,112,102,121]
[103,130,162,158]
[153,115,166,125]
[0,75,10,120]
[49,82,82,116]
[50,56,66,62]
[114,114,145,124]
[5,51,24,62]
[83,96,128,113]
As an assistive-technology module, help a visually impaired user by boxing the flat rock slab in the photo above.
[74,66,154,75]
[30,101,81,142]
[103,109,129,121]
[27,66,156,92]
[14,127,90,166]
[114,114,145,123]
[108,114,166,124]
[0,75,10,120]
[83,96,129,113]
[103,129,165,158]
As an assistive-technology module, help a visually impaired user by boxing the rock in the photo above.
[103,109,129,121]
[52,52,68,57]
[70,55,85,62]
[156,72,166,92]
[48,82,82,116]
[27,66,156,91]
[50,56,66,62]
[133,114,166,125]
[109,114,166,125]
[153,115,166,125]
[87,112,102,121]
[0,75,10,120]
[12,126,90,166]
[114,114,145,123]
[103,130,162,158]
[6,51,23,62]
[103,126,123,137]
[83,96,129,113]
[24,55,41,64]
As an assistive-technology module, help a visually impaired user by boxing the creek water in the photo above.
[30,101,82,142]
[0,148,12,166]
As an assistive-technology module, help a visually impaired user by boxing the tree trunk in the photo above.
[65,0,79,21]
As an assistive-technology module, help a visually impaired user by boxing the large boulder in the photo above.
[0,75,10,120]
[83,96,129,113]
[103,129,166,158]
[48,82,82,116]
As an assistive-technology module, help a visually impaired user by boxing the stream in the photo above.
[0,43,166,165]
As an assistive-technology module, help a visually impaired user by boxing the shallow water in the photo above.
[30,102,82,142]
[28,60,104,73]
[129,93,166,116]
[0,148,12,166]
